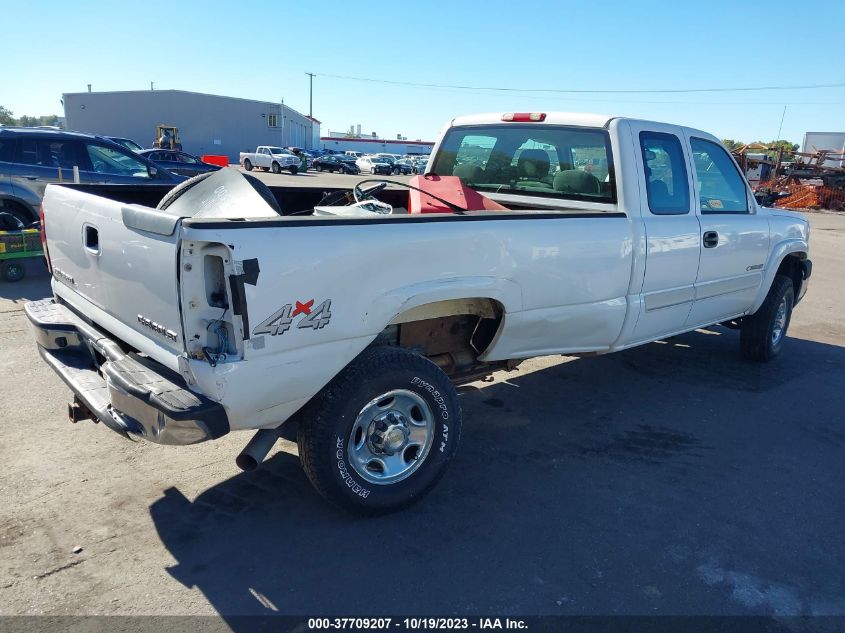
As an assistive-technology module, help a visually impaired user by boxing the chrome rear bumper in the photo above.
[26,298,229,445]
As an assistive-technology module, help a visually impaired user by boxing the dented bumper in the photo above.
[25,298,229,445]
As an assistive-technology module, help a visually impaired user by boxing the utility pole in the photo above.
[305,72,315,117]
[775,105,787,142]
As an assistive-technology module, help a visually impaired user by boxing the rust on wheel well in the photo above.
[373,298,508,380]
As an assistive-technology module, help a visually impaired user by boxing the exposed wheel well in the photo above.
[0,198,37,223]
[776,253,806,299]
[370,298,510,382]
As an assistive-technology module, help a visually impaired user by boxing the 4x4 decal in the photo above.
[253,299,332,337]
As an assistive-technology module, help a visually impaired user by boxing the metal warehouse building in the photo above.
[63,89,319,161]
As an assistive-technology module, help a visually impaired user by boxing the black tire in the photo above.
[157,171,282,215]
[740,274,794,362]
[271,161,282,174]
[1,261,25,283]
[243,159,253,171]
[298,346,462,514]
[316,165,323,172]
[288,166,299,175]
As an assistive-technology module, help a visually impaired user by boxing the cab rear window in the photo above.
[430,124,616,203]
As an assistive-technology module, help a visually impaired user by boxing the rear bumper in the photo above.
[26,298,229,445]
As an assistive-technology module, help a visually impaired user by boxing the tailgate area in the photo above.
[26,298,229,445]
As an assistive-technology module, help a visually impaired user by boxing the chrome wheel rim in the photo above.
[347,389,434,485]
[772,297,788,345]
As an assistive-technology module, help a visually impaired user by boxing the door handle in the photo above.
[703,231,719,248]
[83,224,99,254]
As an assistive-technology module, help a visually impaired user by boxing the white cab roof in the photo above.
[449,112,614,128]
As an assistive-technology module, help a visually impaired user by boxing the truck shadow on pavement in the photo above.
[150,328,845,619]
[0,273,51,304]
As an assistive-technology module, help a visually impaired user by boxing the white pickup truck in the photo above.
[27,112,811,513]
[239,146,300,174]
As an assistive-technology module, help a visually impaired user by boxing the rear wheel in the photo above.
[271,161,281,174]
[298,346,462,514]
[740,274,794,362]
[243,159,253,171]
[1,261,25,283]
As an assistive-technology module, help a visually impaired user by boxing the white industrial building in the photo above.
[63,89,319,161]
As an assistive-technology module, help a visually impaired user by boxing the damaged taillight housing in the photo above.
[39,203,52,273]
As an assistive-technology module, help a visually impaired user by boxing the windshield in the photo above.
[267,147,290,155]
[111,138,142,152]
[430,124,616,203]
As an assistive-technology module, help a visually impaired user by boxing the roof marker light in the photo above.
[502,112,547,122]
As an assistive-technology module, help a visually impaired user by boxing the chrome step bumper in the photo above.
[25,298,229,445]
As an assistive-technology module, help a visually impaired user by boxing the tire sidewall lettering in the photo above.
[410,376,451,453]
[334,435,370,499]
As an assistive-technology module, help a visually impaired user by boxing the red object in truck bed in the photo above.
[408,175,508,214]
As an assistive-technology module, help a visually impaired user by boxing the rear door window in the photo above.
[0,138,15,162]
[690,138,749,213]
[18,138,86,170]
[431,125,615,203]
[639,132,690,215]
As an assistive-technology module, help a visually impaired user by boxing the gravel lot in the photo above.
[1,189,843,617]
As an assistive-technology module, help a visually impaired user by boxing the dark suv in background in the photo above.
[0,127,182,226]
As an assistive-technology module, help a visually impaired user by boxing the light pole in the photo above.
[305,72,314,117]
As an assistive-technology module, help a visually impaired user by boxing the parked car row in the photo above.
[311,154,360,174]
[0,127,184,225]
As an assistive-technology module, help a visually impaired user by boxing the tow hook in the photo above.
[68,397,96,424]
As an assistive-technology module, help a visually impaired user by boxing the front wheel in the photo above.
[298,347,462,514]
[740,274,794,362]
[316,165,323,172]
[243,159,253,171]
[271,161,281,174]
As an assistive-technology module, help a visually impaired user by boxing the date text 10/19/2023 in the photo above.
[307,618,528,630]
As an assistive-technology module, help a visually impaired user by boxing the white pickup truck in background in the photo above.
[239,146,300,174]
[28,112,811,513]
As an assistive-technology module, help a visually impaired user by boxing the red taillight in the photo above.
[502,112,547,122]
[39,203,52,273]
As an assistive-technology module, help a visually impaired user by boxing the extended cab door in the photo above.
[683,134,769,327]
[627,122,702,344]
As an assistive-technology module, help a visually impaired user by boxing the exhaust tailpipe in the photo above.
[235,429,279,472]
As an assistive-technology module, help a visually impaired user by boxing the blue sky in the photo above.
[3,0,844,144]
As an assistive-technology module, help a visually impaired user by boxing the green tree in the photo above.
[722,139,744,152]
[0,105,15,125]
[750,140,799,161]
